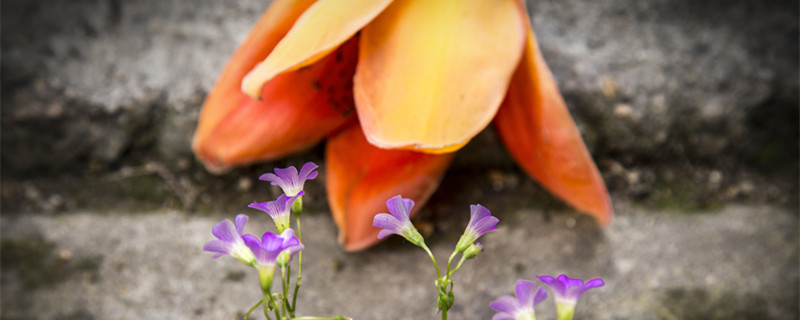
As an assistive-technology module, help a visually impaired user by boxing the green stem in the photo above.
[292,216,303,313]
[445,251,457,280]
[282,265,292,318]
[448,254,467,277]
[421,244,441,280]
[244,299,263,320]
[265,291,281,320]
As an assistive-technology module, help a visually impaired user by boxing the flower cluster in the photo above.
[373,195,500,319]
[204,162,346,320]
[491,274,604,320]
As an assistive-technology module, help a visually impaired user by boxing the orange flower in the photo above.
[193,0,612,251]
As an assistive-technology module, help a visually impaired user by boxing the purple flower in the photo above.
[203,214,255,265]
[243,229,304,291]
[537,274,604,320]
[372,195,425,247]
[259,162,318,197]
[454,204,499,252]
[490,280,548,320]
[248,192,303,233]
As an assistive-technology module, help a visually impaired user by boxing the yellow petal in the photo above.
[354,0,526,152]
[242,0,393,99]
[494,25,613,226]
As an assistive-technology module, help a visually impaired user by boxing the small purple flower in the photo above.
[454,204,499,252]
[490,280,548,320]
[243,229,304,291]
[537,274,604,320]
[259,162,318,197]
[248,192,303,233]
[372,195,425,247]
[203,214,255,265]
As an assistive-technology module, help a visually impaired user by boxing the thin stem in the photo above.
[244,299,263,320]
[421,244,441,280]
[292,216,304,313]
[445,251,458,280]
[282,265,292,318]
[442,308,448,320]
[265,291,281,320]
[448,254,468,277]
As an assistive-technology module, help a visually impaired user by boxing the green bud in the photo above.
[463,243,484,260]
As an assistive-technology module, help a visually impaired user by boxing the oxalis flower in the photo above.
[203,214,256,265]
[372,195,425,247]
[249,192,304,233]
[193,0,612,251]
[537,274,604,320]
[490,280,548,320]
[243,229,304,291]
[454,204,499,253]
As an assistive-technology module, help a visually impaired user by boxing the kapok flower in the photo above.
[536,274,604,320]
[372,195,425,247]
[243,229,304,292]
[490,280,548,320]
[259,162,318,197]
[248,192,303,233]
[193,0,613,251]
[454,204,499,253]
[203,214,255,265]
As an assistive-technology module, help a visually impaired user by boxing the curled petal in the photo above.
[242,0,392,98]
[193,11,359,172]
[494,22,613,225]
[326,122,455,251]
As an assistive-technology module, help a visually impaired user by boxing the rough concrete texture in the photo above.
[1,203,797,319]
[2,0,799,319]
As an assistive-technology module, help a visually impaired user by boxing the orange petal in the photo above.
[354,0,526,152]
[326,122,455,251]
[494,25,613,225]
[242,0,393,99]
[194,0,316,145]
[193,9,360,172]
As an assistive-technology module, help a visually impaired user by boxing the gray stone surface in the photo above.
[1,203,797,319]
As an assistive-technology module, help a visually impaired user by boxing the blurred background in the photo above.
[2,0,798,319]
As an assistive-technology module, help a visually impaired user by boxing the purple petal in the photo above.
[274,166,300,188]
[385,195,414,220]
[258,172,281,185]
[470,204,492,221]
[243,234,267,262]
[298,162,319,181]
[234,214,249,235]
[373,213,405,231]
[584,278,605,290]
[515,280,538,307]
[537,274,566,295]
[472,215,500,236]
[203,239,232,257]
[489,296,519,315]
[248,201,269,212]
[377,229,395,240]
[468,204,499,236]
[211,219,238,244]
[533,287,548,306]
[492,315,515,320]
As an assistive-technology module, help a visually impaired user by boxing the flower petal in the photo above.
[494,23,613,226]
[489,296,520,315]
[326,122,455,251]
[193,22,360,172]
[242,0,393,98]
[354,0,526,152]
